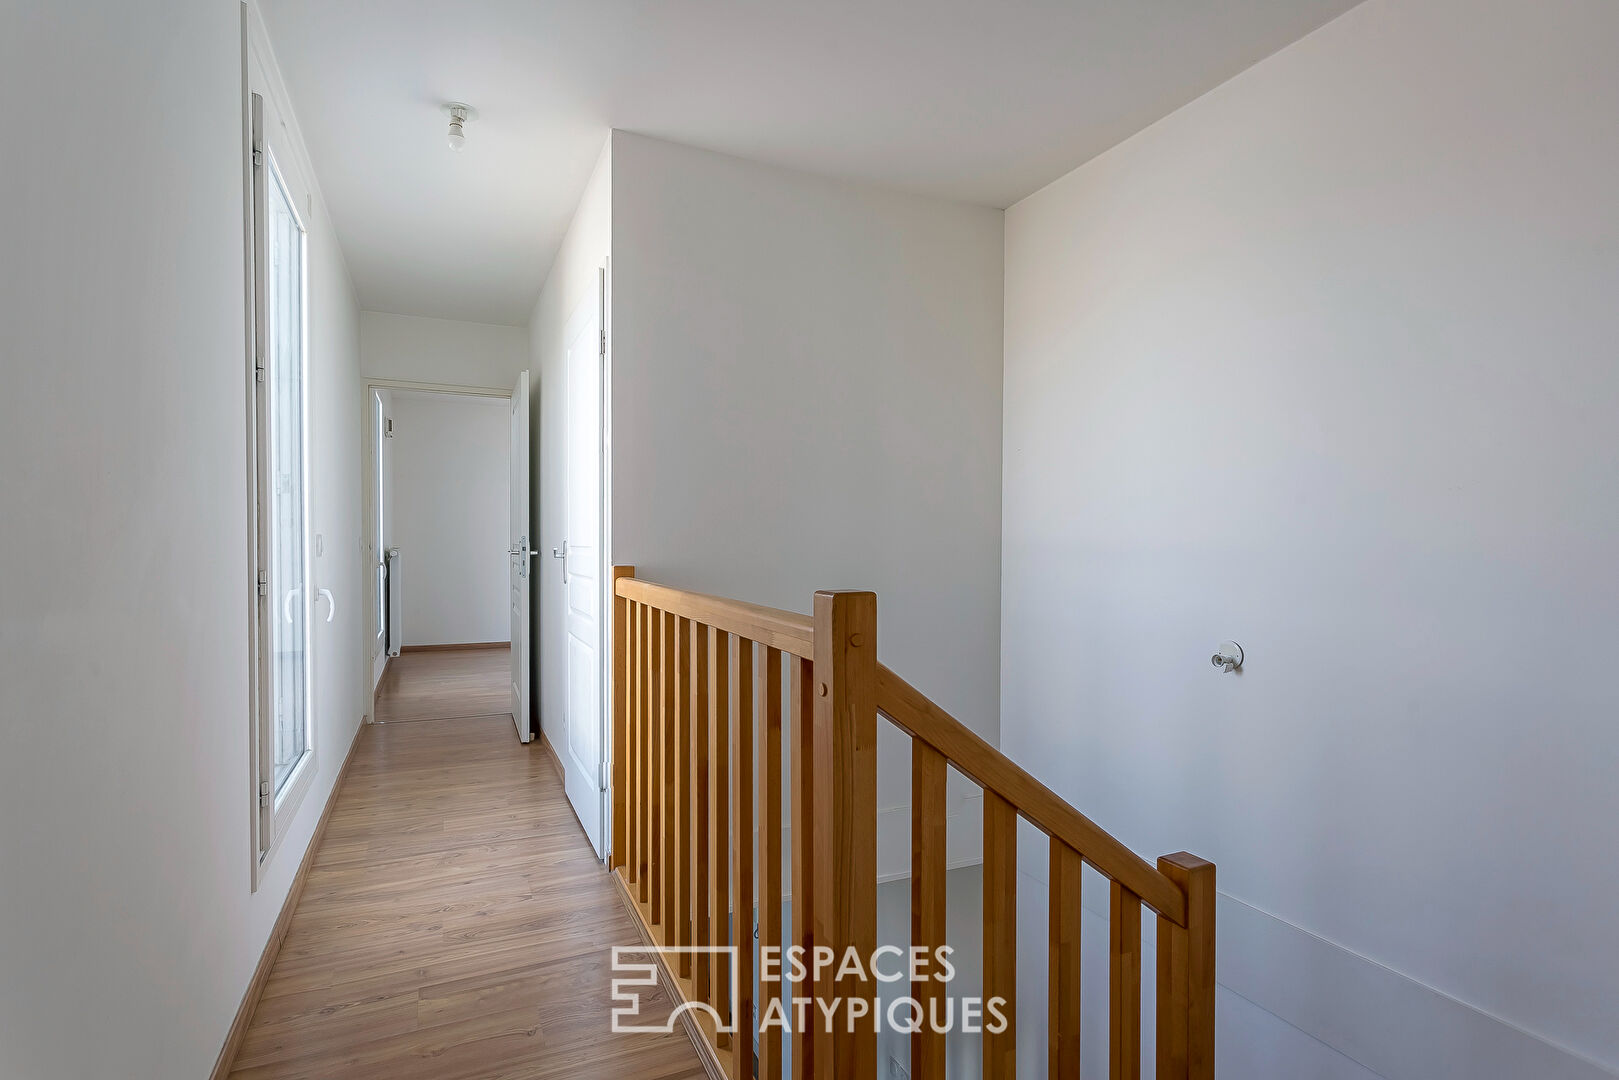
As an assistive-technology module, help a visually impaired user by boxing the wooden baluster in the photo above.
[639,604,653,904]
[983,791,1017,1080]
[648,608,662,919]
[710,627,732,1046]
[692,621,712,1004]
[661,611,678,935]
[1156,854,1215,1080]
[789,654,823,1079]
[757,647,784,1080]
[1110,881,1142,1080]
[629,601,642,892]
[1049,838,1083,1080]
[730,636,756,1078]
[673,616,693,974]
[812,591,877,1080]
[910,741,948,1080]
[610,567,633,871]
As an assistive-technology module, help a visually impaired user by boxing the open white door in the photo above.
[561,273,606,856]
[509,371,533,743]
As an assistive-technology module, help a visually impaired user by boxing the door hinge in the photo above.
[599,762,608,793]
[599,330,607,357]
[258,780,271,807]
[257,570,268,597]
[254,364,265,383]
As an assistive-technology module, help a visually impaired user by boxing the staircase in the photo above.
[608,568,1215,1080]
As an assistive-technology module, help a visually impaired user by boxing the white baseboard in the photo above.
[1215,892,1616,1080]
[1051,869,1617,1080]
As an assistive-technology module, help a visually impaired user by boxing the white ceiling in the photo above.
[259,0,1361,326]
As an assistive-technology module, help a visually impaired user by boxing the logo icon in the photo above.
[610,945,739,1034]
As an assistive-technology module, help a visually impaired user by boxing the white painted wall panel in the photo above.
[0,5,365,1076]
[609,132,1005,787]
[528,137,611,745]
[361,310,529,390]
[1001,0,1619,1073]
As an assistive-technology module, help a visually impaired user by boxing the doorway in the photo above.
[365,377,534,739]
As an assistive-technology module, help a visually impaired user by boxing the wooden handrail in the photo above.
[617,577,814,658]
[875,662,1187,926]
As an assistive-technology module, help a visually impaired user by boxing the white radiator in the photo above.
[386,547,403,657]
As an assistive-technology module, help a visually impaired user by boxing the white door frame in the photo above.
[359,378,515,725]
[369,388,389,681]
[599,260,614,859]
[509,370,534,744]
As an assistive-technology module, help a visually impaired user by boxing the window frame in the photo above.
[248,89,317,876]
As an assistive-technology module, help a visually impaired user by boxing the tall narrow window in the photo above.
[252,91,313,857]
[266,151,309,793]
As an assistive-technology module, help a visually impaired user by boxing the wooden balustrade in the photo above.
[610,568,1214,1080]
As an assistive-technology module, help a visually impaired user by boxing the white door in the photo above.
[509,371,533,743]
[562,273,606,855]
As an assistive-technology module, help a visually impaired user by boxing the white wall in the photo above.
[0,4,365,1077]
[610,133,1004,823]
[361,309,529,390]
[1001,0,1619,1077]
[389,392,511,646]
[528,136,611,744]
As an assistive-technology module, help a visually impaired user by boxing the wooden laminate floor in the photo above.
[374,646,514,723]
[229,670,704,1078]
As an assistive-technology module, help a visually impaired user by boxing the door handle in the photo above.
[317,587,335,623]
[552,541,568,584]
[282,585,301,624]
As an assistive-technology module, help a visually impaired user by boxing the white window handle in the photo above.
[318,587,336,623]
[282,585,301,624]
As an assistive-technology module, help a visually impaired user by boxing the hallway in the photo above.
[374,646,513,724]
[227,660,703,1078]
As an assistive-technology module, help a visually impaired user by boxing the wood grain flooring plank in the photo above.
[373,647,514,723]
[226,701,702,1079]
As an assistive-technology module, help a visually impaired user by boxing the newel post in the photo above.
[610,565,635,871]
[1156,852,1216,1080]
[811,590,879,1080]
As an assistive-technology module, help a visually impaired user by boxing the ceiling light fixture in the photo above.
[443,102,475,151]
